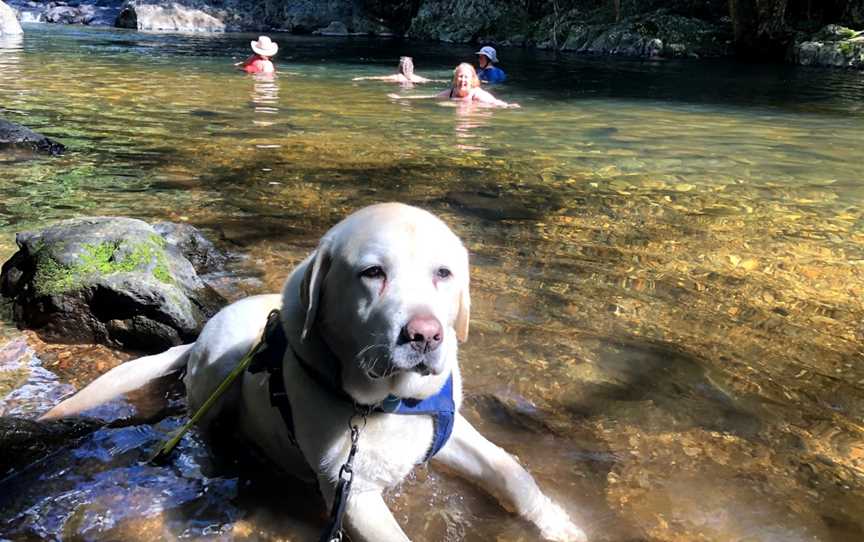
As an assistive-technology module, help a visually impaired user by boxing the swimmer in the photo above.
[237,36,277,75]
[435,63,518,107]
[352,56,436,84]
[476,46,506,83]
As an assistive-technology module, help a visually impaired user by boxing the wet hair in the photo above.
[451,62,480,89]
[398,56,415,78]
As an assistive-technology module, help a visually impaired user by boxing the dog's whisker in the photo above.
[356,343,387,359]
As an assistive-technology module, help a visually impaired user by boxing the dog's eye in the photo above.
[435,267,452,280]
[360,266,386,280]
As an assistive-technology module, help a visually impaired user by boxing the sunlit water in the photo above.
[1,23,863,541]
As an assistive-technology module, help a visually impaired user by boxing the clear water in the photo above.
[1,23,863,541]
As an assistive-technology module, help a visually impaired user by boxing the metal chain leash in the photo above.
[320,405,371,542]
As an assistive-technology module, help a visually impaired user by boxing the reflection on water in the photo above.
[1,23,863,542]
[250,72,280,127]
[452,101,493,151]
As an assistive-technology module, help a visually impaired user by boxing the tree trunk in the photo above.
[729,0,792,60]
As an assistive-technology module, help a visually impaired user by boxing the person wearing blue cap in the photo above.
[476,46,506,83]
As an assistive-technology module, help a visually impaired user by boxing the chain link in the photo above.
[321,404,370,542]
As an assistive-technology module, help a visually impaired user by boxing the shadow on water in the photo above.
[565,337,762,439]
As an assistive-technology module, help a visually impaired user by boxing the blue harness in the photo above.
[248,310,455,462]
[379,375,455,460]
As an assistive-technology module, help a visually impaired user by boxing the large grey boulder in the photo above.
[0,217,227,352]
[0,118,65,155]
[794,24,864,69]
[0,0,23,36]
[44,4,97,25]
[115,0,226,32]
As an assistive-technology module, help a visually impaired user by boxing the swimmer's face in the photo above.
[477,55,490,68]
[454,67,472,96]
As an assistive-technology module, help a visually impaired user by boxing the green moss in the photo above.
[838,41,855,56]
[838,27,856,39]
[34,253,77,294]
[33,235,175,296]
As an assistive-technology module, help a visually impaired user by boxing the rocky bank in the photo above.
[3,0,863,66]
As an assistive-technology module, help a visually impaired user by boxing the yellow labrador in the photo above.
[43,203,587,542]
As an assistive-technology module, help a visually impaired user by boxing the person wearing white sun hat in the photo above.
[475,45,506,83]
[237,35,278,74]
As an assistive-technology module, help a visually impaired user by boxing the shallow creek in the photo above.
[1,23,863,541]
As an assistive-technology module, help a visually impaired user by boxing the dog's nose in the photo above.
[400,314,443,353]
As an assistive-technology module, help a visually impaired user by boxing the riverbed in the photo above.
[1,23,863,541]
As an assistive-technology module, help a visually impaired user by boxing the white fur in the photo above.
[41,203,587,542]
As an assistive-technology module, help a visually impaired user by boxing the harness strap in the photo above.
[387,375,455,461]
[266,362,297,445]
[248,310,297,444]
[248,309,455,460]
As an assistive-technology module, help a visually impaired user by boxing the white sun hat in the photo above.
[251,36,278,57]
[475,45,498,63]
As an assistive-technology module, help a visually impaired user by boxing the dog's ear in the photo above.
[300,239,331,341]
[455,269,470,343]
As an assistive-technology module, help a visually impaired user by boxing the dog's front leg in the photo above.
[344,490,410,542]
[434,414,588,542]
[318,480,410,542]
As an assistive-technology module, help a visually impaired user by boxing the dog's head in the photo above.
[299,203,470,404]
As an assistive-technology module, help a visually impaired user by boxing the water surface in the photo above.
[1,23,863,542]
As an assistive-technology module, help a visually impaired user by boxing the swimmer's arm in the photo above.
[474,88,520,108]
[353,75,400,81]
[387,92,440,100]
[235,54,256,68]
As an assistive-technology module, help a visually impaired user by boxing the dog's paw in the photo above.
[532,497,588,542]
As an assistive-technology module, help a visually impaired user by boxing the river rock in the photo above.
[0,118,65,155]
[0,0,22,36]
[0,416,101,477]
[794,24,864,69]
[152,221,227,275]
[0,217,227,352]
[111,0,392,34]
[115,0,231,32]
[44,4,96,24]
[5,0,124,26]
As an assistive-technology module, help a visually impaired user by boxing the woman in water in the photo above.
[237,36,277,75]
[436,63,518,107]
[388,63,518,107]
[353,56,435,84]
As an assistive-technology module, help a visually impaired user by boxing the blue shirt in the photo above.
[478,65,506,83]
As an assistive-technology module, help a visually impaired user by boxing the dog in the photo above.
[42,203,588,542]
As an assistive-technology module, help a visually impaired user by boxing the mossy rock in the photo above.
[795,26,864,69]
[813,24,860,42]
[0,217,227,352]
